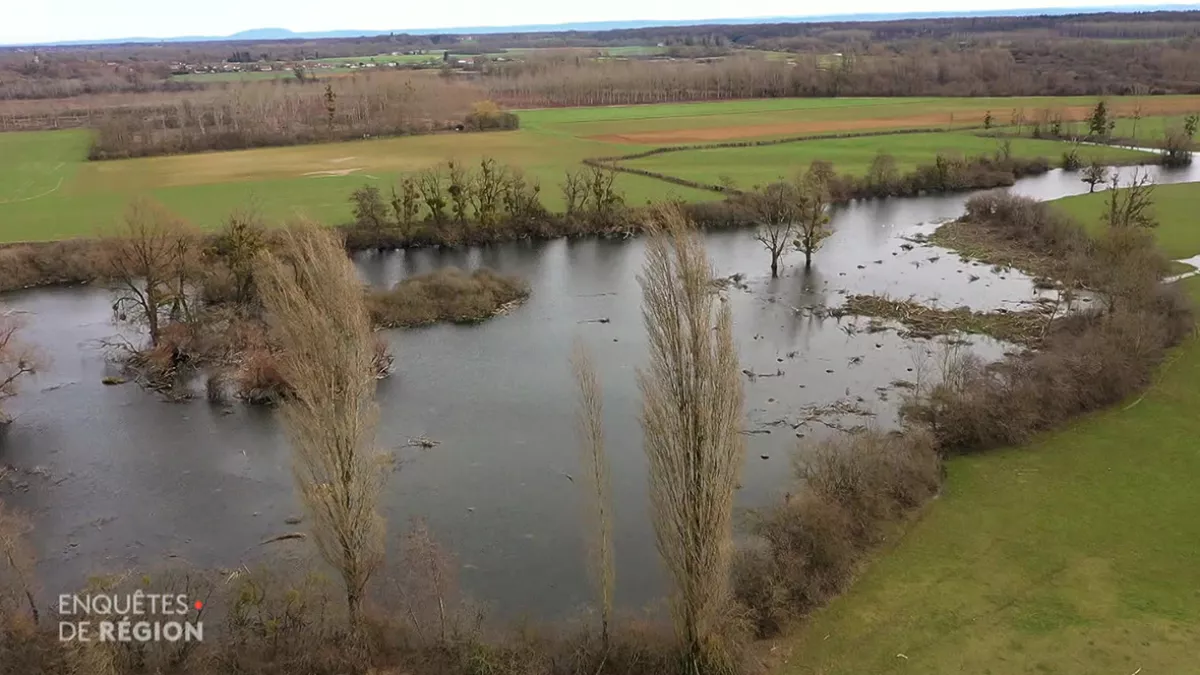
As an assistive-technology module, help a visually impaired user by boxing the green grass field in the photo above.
[782,189,1200,674]
[0,96,1195,242]
[518,96,1200,143]
[0,128,715,240]
[1055,182,1200,262]
[621,132,1156,187]
[991,114,1199,148]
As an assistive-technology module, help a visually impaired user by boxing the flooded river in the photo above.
[2,162,1197,618]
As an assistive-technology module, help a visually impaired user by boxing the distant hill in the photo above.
[7,4,1200,47]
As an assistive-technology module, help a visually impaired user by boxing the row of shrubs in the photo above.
[341,152,1057,253]
[0,146,1112,296]
[598,150,1054,201]
[732,190,1194,637]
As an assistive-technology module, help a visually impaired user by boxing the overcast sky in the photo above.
[4,0,1197,44]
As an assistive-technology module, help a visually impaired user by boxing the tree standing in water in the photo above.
[794,168,833,269]
[745,181,800,278]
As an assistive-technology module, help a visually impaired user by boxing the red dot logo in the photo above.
[194,601,204,611]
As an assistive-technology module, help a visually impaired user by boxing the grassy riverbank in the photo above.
[779,187,1200,674]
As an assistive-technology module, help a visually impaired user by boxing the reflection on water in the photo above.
[2,161,1197,618]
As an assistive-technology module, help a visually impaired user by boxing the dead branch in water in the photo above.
[260,532,307,546]
[404,435,441,449]
[742,368,784,381]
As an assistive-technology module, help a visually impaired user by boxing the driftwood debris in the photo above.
[260,532,307,546]
[742,368,784,381]
[405,435,440,449]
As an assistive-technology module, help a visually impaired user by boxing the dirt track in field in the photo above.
[588,98,1200,144]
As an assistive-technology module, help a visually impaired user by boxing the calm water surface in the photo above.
[2,162,1197,617]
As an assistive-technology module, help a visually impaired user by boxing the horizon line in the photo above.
[4,3,1200,48]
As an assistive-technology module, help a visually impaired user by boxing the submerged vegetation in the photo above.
[837,294,1056,346]
[733,185,1193,646]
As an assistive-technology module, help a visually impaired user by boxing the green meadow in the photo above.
[0,128,712,241]
[0,96,1194,242]
[783,187,1200,675]
[620,132,1156,188]
[1055,182,1200,262]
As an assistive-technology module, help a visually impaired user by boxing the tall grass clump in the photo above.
[637,205,746,675]
[367,267,529,328]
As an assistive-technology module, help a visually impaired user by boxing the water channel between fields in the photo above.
[2,161,1198,618]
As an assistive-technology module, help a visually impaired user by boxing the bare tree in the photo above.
[0,501,37,626]
[471,157,506,229]
[417,167,448,225]
[794,171,833,269]
[1010,107,1025,135]
[394,518,472,647]
[105,198,196,347]
[638,205,745,675]
[586,165,625,226]
[446,160,471,226]
[562,169,589,220]
[744,182,799,278]
[1161,128,1194,168]
[209,209,267,307]
[0,313,37,425]
[350,184,390,230]
[865,151,899,194]
[257,224,386,632]
[393,177,422,233]
[571,341,614,650]
[1095,171,1161,312]
[1104,169,1157,230]
[1081,162,1109,193]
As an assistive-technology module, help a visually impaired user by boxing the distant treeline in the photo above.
[483,42,1200,107]
[86,74,502,159]
[3,10,1200,101]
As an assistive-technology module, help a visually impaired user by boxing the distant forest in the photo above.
[1,10,1198,121]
